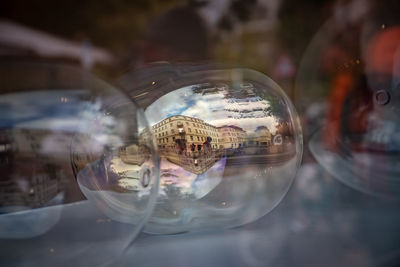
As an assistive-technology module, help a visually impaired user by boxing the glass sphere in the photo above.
[121,66,303,234]
[0,62,158,266]
[295,12,400,199]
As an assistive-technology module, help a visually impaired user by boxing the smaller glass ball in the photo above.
[0,63,159,266]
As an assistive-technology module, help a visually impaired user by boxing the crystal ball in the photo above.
[121,66,303,234]
[0,62,158,266]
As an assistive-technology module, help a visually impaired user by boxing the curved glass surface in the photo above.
[0,62,159,266]
[295,6,400,199]
[121,66,303,234]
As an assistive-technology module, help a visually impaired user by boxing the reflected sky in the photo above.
[145,85,279,135]
[0,90,87,129]
[0,90,125,150]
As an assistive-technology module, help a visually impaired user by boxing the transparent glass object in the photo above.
[295,12,400,199]
[121,66,303,234]
[0,63,159,266]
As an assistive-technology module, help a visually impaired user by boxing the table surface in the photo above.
[110,159,400,267]
[1,152,399,267]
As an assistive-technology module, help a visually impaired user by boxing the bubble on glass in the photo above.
[0,63,158,266]
[122,66,303,234]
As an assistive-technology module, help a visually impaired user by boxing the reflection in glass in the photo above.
[0,63,158,266]
[295,5,400,198]
[123,67,303,234]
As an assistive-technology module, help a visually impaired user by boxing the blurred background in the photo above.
[1,0,400,266]
[1,0,399,171]
[0,0,330,89]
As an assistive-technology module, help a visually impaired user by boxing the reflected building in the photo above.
[71,133,104,177]
[0,166,62,211]
[119,144,147,166]
[142,81,297,176]
[0,128,67,212]
[253,126,272,146]
[217,125,247,149]
[150,115,222,175]
[151,115,220,151]
[147,114,291,175]
[191,82,295,155]
[139,126,153,146]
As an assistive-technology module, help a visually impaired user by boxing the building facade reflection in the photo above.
[0,128,68,212]
[144,81,297,177]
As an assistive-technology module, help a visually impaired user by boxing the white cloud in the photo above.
[145,87,191,125]
[145,85,279,134]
